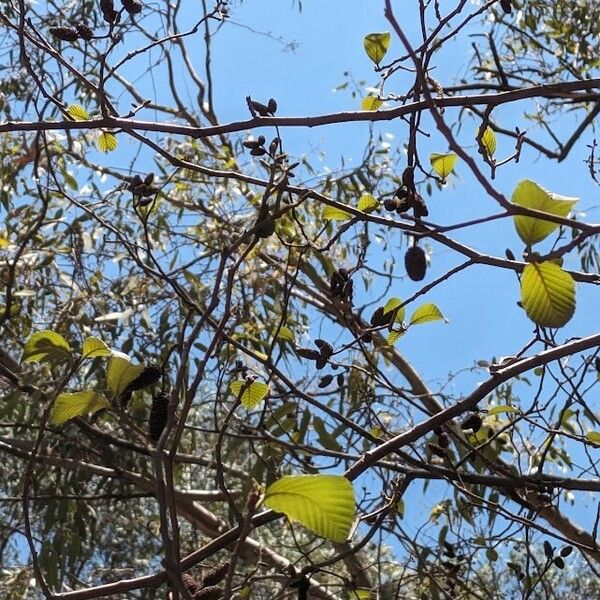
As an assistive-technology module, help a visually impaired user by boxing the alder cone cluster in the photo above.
[404,246,427,281]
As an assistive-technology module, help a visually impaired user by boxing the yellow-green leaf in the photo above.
[230,380,269,409]
[97,131,118,153]
[276,326,295,343]
[397,498,405,519]
[323,205,352,221]
[361,96,383,111]
[264,474,355,542]
[488,405,519,416]
[23,331,71,363]
[520,262,576,328]
[386,329,405,345]
[585,431,600,446]
[363,32,391,65]
[512,180,577,246]
[429,153,457,180]
[358,193,380,213]
[409,303,446,326]
[383,297,406,323]
[478,126,496,157]
[82,336,111,359]
[66,104,90,121]
[351,589,373,600]
[106,352,145,396]
[51,390,110,425]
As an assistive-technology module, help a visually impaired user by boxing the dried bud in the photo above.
[404,246,427,281]
[144,172,155,185]
[148,392,168,443]
[543,540,554,559]
[267,98,278,114]
[461,413,482,433]
[50,26,80,42]
[411,193,429,218]
[402,166,415,190]
[505,248,516,261]
[383,198,397,212]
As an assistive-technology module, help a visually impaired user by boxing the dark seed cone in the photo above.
[560,545,573,557]
[250,146,267,156]
[194,586,222,600]
[296,347,320,361]
[125,365,162,393]
[243,140,260,149]
[267,98,277,114]
[460,413,482,433]
[370,306,393,327]
[336,373,344,386]
[553,556,564,569]
[383,198,397,212]
[148,392,168,442]
[411,193,429,218]
[75,24,94,40]
[315,356,327,370]
[144,172,154,185]
[182,573,202,597]
[119,389,133,409]
[202,562,230,587]
[249,99,270,117]
[122,0,143,14]
[402,166,415,190]
[315,339,333,358]
[505,248,516,261]
[318,374,333,388]
[500,0,512,14]
[438,432,449,448]
[404,246,427,281]
[100,0,119,23]
[428,443,447,458]
[255,216,275,238]
[543,540,554,559]
[50,26,80,42]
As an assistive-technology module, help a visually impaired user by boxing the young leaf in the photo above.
[275,326,295,343]
[97,131,118,153]
[230,380,269,409]
[360,96,383,111]
[66,104,90,121]
[323,205,351,221]
[520,262,576,328]
[51,390,110,425]
[409,303,446,326]
[585,431,600,446]
[351,589,372,600]
[82,336,111,359]
[429,153,457,180]
[363,32,391,65]
[23,331,71,363]
[383,297,406,323]
[264,474,355,542]
[386,329,405,345]
[106,353,145,396]
[358,194,379,213]
[512,180,577,246]
[478,126,496,157]
[488,405,519,416]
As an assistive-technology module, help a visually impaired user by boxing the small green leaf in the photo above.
[82,337,111,359]
[358,193,380,213]
[351,589,373,600]
[51,390,110,425]
[361,96,383,111]
[230,380,269,409]
[66,104,90,121]
[383,297,406,323]
[486,547,499,562]
[585,431,600,446]
[478,126,496,157]
[97,131,118,153]
[397,498,405,519]
[512,180,577,246]
[323,205,352,221]
[106,352,145,396]
[409,303,446,326]
[429,153,457,180]
[363,32,391,65]
[23,331,71,363]
[264,474,355,542]
[520,262,575,328]
[488,405,519,416]
[276,326,295,343]
[386,329,405,345]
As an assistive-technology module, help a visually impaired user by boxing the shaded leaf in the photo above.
[512,180,577,246]
[51,390,110,425]
[521,262,575,328]
[264,474,355,542]
[23,331,71,363]
[363,32,391,65]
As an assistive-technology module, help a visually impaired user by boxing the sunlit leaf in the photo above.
[409,303,446,326]
[66,104,90,121]
[51,390,110,425]
[363,32,391,65]
[386,329,405,345]
[358,193,379,213]
[512,180,577,246]
[478,126,496,157]
[520,262,575,328]
[488,405,519,416]
[82,336,111,359]
[383,297,406,323]
[106,352,145,396]
[351,589,372,600]
[361,96,383,111]
[585,431,600,446]
[264,474,355,542]
[323,205,352,221]
[97,131,118,153]
[230,380,269,409]
[23,331,71,363]
[276,326,295,343]
[429,153,457,180]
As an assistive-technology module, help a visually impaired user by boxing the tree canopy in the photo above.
[1,0,600,598]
